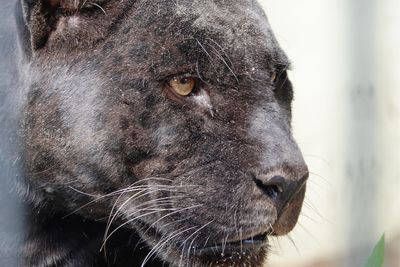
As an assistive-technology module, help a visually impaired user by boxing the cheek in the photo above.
[152,126,179,150]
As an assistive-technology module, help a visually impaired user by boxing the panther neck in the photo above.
[22,207,167,267]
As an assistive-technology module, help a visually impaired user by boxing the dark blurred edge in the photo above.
[0,0,25,266]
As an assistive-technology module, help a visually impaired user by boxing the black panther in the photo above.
[0,0,308,266]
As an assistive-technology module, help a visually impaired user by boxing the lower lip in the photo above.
[194,234,268,255]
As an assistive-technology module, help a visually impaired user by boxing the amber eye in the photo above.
[271,72,277,83]
[168,77,196,96]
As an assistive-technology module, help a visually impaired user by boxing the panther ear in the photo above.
[20,0,61,51]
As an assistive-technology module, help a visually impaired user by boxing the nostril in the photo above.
[264,184,282,199]
[253,175,286,200]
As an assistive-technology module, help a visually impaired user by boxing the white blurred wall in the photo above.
[258,0,400,266]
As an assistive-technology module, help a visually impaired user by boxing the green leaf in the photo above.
[364,234,385,267]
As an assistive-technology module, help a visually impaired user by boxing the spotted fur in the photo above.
[0,0,308,266]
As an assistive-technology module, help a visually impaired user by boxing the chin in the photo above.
[140,225,270,267]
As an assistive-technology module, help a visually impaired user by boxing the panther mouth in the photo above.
[133,218,270,266]
[194,232,269,256]
[136,218,269,254]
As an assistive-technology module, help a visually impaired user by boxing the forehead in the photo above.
[133,0,268,42]
[119,0,289,70]
[172,0,267,32]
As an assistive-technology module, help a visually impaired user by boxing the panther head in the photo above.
[19,0,308,266]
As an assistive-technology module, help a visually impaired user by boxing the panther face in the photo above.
[19,0,308,266]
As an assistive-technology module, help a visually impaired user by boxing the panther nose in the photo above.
[253,171,308,213]
[253,175,286,200]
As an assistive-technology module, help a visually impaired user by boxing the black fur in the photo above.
[0,0,308,266]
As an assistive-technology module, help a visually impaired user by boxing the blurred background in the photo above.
[259,0,400,266]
